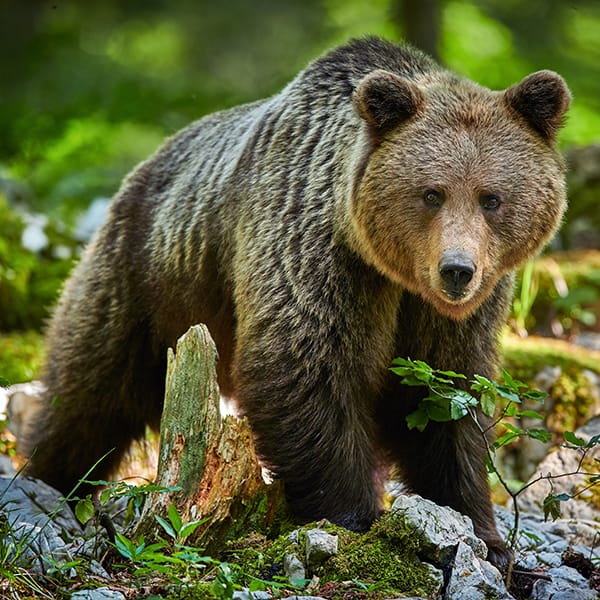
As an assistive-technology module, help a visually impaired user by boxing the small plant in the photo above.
[513,259,538,336]
[75,479,183,529]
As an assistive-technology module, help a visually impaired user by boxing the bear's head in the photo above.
[350,68,571,320]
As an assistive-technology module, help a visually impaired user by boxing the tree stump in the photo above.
[134,325,287,552]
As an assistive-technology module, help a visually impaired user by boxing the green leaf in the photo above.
[114,533,138,560]
[587,434,600,447]
[155,514,177,540]
[520,530,543,544]
[501,369,528,391]
[517,410,545,420]
[249,579,267,592]
[406,406,430,431]
[494,431,520,448]
[480,390,497,417]
[527,429,552,443]
[436,369,467,380]
[0,376,9,387]
[564,431,587,447]
[472,374,496,390]
[450,400,467,420]
[523,389,548,403]
[99,488,113,504]
[422,396,452,423]
[178,517,209,540]
[168,503,183,533]
[74,496,95,525]
[448,390,476,420]
[495,385,521,404]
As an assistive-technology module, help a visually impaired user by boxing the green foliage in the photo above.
[319,513,438,598]
[391,356,600,562]
[509,252,600,337]
[1,0,598,226]
[74,495,95,525]
[155,503,208,545]
[390,357,546,432]
[0,330,44,384]
[0,194,76,332]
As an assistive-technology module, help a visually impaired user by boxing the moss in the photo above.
[580,463,600,511]
[323,538,433,598]
[547,368,596,434]
[501,333,598,438]
[501,332,600,381]
[319,512,435,599]
[228,514,439,599]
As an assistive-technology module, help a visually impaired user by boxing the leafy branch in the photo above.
[390,357,599,584]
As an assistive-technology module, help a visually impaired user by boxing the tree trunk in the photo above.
[392,0,441,61]
[134,325,288,552]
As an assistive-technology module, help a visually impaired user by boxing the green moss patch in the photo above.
[227,513,439,599]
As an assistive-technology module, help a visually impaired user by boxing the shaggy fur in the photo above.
[25,37,570,569]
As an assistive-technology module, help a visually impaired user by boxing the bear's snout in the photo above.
[438,251,476,299]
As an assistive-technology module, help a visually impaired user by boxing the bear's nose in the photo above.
[438,253,476,297]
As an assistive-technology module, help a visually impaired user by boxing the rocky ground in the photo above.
[1,331,599,599]
[0,416,598,600]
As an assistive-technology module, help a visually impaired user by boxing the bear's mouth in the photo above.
[441,287,469,301]
[426,289,481,320]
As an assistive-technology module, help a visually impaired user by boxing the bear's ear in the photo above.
[504,70,571,140]
[353,69,424,135]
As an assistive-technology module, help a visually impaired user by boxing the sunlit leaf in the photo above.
[564,431,586,447]
[168,503,182,533]
[74,496,94,525]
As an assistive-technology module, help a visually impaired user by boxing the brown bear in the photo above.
[25,37,570,569]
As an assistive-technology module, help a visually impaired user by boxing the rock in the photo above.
[530,566,597,600]
[0,476,90,576]
[284,552,306,582]
[0,380,45,453]
[516,415,600,522]
[391,494,487,566]
[495,507,599,571]
[0,454,16,475]
[0,475,81,535]
[305,529,338,567]
[445,541,513,600]
[422,562,444,597]
[70,588,126,600]
[8,520,76,575]
[287,529,300,545]
[233,590,272,600]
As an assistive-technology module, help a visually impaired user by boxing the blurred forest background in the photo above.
[1,0,600,383]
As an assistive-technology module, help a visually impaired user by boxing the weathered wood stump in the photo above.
[134,324,288,552]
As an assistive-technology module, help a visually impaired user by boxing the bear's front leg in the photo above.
[232,325,385,532]
[381,400,511,570]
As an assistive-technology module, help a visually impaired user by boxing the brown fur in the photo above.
[25,38,570,569]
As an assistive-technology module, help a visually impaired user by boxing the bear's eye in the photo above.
[423,189,444,209]
[480,194,501,211]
